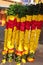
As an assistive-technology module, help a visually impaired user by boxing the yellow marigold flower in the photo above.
[7,41,14,49]
[24,50,28,55]
[17,43,23,51]
[16,63,21,65]
[21,17,26,22]
[17,17,21,22]
[8,59,12,62]
[2,50,7,55]
[7,15,15,21]
[27,57,35,62]
[8,49,14,53]
[26,15,32,22]
[32,15,38,21]
[4,47,8,52]
[38,14,43,21]
[2,59,6,64]
[30,50,35,54]
[22,58,26,63]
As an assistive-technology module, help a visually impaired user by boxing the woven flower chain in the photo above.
[2,3,43,65]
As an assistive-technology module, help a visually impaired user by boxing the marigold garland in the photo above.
[2,3,43,65]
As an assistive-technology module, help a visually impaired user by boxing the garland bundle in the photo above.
[2,3,43,65]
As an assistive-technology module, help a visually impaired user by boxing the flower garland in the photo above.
[2,3,43,65]
[22,15,32,63]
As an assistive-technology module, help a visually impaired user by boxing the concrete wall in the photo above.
[0,0,14,7]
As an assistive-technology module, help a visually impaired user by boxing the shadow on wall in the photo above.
[0,25,43,44]
[0,26,5,42]
[39,24,43,44]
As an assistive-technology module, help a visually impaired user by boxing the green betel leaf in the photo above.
[29,53,34,58]
[39,3,43,15]
[27,5,33,15]
[7,3,43,16]
[33,4,39,15]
